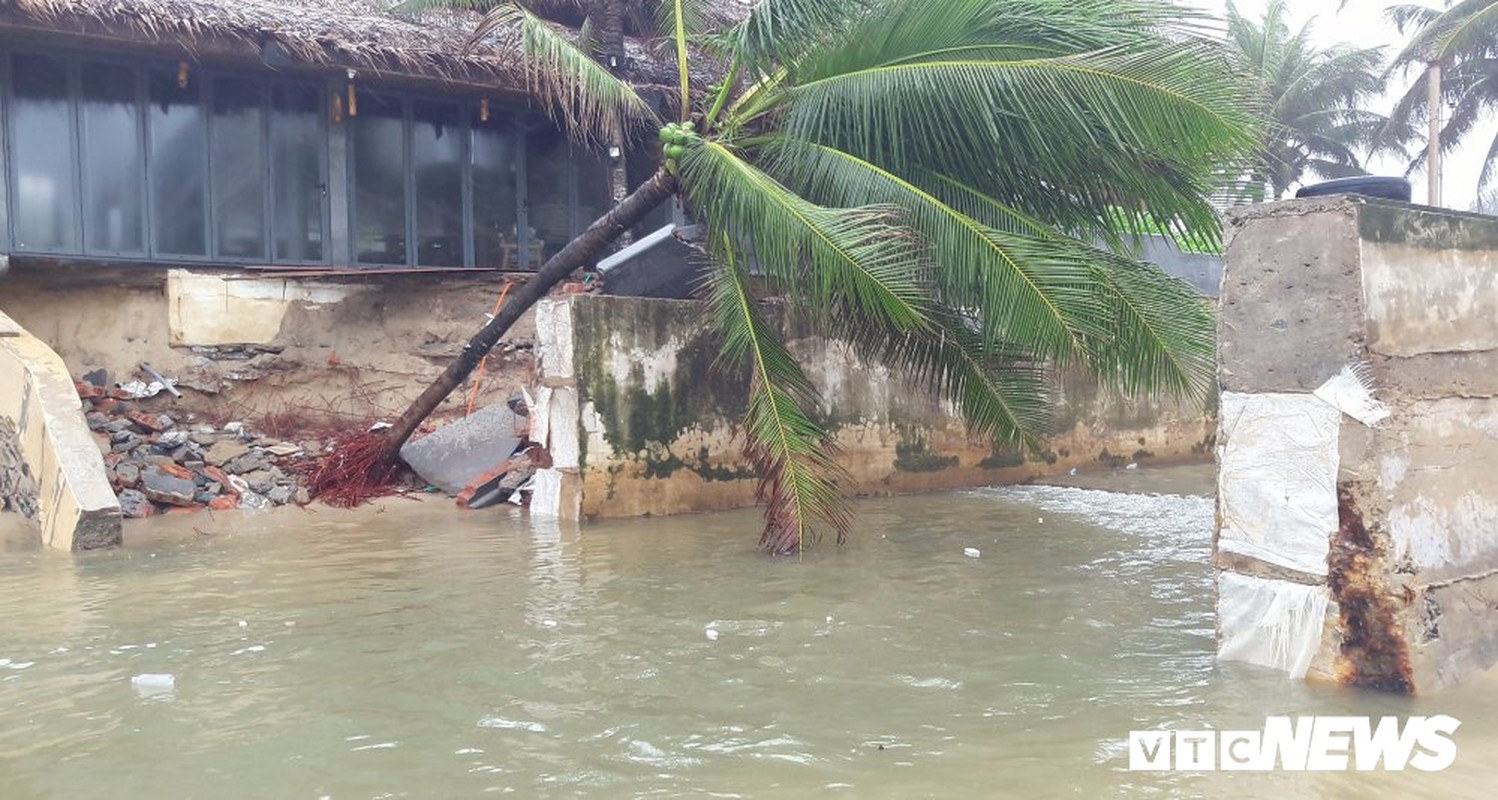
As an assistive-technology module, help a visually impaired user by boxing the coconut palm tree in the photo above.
[1384,0,1498,197]
[374,0,1258,553]
[1226,0,1391,200]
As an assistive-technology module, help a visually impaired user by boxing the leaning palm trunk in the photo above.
[376,169,678,461]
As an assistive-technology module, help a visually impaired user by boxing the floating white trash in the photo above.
[964,547,981,558]
[131,673,175,699]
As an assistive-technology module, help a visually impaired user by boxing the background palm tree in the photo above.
[1226,0,1391,200]
[1384,0,1498,198]
[378,0,1259,553]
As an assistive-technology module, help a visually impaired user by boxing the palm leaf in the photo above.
[676,140,932,334]
[706,245,852,554]
[468,2,660,141]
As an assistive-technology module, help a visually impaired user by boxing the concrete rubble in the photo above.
[399,401,531,497]
[75,371,318,518]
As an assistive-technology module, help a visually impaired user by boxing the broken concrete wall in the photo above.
[0,264,536,430]
[0,311,120,550]
[527,295,1214,521]
[1216,196,1498,694]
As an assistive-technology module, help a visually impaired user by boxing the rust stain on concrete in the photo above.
[1329,482,1414,694]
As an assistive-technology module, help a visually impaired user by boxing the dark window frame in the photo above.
[0,42,567,273]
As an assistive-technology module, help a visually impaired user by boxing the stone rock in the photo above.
[295,487,311,506]
[193,490,219,504]
[115,462,141,487]
[267,485,295,505]
[140,467,198,507]
[206,440,251,467]
[155,462,196,481]
[237,491,271,511]
[399,403,524,495]
[222,451,270,475]
[223,421,245,435]
[265,442,302,457]
[158,430,191,447]
[103,418,134,434]
[190,432,217,446]
[110,429,140,445]
[243,470,276,494]
[85,412,110,431]
[208,495,237,511]
[299,440,323,454]
[117,489,156,518]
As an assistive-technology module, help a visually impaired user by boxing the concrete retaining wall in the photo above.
[1216,196,1498,694]
[527,295,1214,520]
[0,311,120,550]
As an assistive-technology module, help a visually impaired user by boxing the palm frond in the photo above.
[759,137,1097,362]
[730,0,870,74]
[676,140,932,334]
[1390,0,1498,70]
[763,42,1256,248]
[469,2,660,141]
[707,246,851,554]
[925,172,1217,400]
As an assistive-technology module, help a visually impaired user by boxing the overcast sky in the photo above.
[1190,0,1492,208]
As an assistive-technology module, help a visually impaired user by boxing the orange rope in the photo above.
[466,280,515,416]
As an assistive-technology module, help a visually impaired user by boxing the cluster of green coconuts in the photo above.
[658,120,699,161]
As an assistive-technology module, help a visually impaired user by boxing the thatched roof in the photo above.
[0,0,699,93]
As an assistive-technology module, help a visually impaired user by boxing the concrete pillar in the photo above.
[0,311,121,550]
[1215,196,1498,694]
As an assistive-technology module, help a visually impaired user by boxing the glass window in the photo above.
[148,66,207,256]
[351,91,407,265]
[471,111,518,268]
[411,100,464,267]
[270,84,325,263]
[525,129,571,265]
[210,76,266,259]
[573,147,611,238]
[10,53,78,251]
[80,62,144,255]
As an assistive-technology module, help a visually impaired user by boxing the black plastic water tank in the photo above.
[1295,176,1412,202]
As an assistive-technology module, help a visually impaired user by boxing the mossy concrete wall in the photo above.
[528,295,1213,521]
[1216,196,1498,694]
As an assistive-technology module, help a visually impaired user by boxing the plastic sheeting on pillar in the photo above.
[1217,572,1330,679]
[1217,392,1341,575]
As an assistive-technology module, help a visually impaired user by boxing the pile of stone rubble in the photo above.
[76,372,318,518]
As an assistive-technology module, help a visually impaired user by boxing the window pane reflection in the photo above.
[352,92,407,265]
[148,67,207,256]
[472,112,518,268]
[270,84,325,262]
[10,53,78,251]
[81,62,145,254]
[211,76,266,259]
[412,100,463,267]
[525,129,570,265]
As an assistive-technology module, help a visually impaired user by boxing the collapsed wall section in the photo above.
[0,312,121,550]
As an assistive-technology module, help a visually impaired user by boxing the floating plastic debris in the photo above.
[964,547,981,558]
[705,628,719,641]
[1124,462,1138,470]
[131,673,175,699]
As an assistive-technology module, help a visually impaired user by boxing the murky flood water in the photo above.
[1,465,1494,799]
